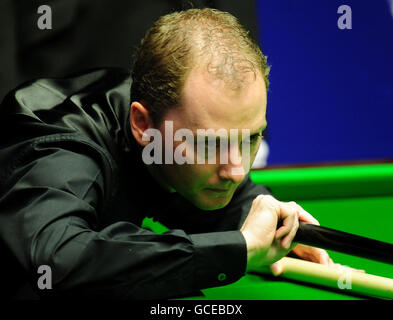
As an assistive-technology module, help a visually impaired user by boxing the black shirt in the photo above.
[0,68,271,299]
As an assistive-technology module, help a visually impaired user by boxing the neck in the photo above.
[145,164,176,193]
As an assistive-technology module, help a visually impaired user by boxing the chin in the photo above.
[193,196,232,211]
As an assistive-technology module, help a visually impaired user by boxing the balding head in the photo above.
[130,8,270,126]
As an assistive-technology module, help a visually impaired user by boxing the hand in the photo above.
[270,244,366,275]
[240,195,319,272]
[269,200,323,274]
[266,200,366,275]
[270,244,331,275]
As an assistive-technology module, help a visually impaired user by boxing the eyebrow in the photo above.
[193,123,268,142]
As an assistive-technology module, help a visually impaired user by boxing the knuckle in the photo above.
[290,207,298,217]
[252,195,262,204]
[263,194,275,202]
[321,251,329,261]
[261,194,277,208]
[257,194,265,200]
[254,194,265,202]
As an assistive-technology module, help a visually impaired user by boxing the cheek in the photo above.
[248,143,261,162]
[184,163,218,183]
[174,164,220,190]
[173,141,219,178]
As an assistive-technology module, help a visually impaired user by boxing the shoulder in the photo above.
[0,68,132,158]
[1,67,130,114]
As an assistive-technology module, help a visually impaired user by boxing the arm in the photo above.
[0,137,246,299]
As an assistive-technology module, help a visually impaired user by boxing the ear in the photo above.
[130,101,154,147]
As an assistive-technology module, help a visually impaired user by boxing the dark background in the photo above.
[0,0,259,98]
[0,0,392,165]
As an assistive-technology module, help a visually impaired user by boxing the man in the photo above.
[0,8,332,299]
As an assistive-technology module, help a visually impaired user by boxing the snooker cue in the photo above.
[264,257,393,299]
[294,222,393,265]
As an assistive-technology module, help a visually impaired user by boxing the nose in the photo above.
[217,143,247,183]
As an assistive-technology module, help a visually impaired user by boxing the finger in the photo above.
[354,268,366,273]
[335,263,366,274]
[276,202,299,239]
[296,206,320,225]
[281,213,299,250]
[275,206,297,240]
[270,260,283,276]
[327,259,366,273]
[275,214,294,240]
[289,241,298,252]
[318,249,330,265]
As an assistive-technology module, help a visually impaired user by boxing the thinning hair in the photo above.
[130,8,270,126]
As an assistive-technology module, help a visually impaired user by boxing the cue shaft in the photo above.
[276,257,393,299]
[294,222,393,265]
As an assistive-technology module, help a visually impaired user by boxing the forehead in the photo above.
[174,66,267,133]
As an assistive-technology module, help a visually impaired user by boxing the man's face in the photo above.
[154,67,267,210]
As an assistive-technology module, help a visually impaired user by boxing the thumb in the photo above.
[270,260,283,276]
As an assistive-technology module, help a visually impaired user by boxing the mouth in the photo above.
[205,187,230,193]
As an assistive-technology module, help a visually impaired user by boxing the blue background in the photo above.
[257,0,393,165]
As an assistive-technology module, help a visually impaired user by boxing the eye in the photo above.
[194,139,218,159]
[197,140,215,149]
[243,133,262,145]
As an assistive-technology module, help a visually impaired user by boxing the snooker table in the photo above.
[185,161,393,300]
